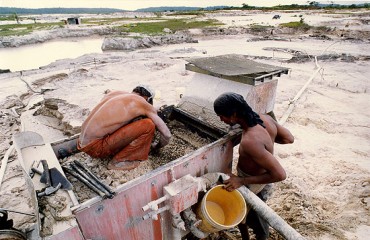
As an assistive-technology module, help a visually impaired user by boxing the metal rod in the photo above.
[0,208,35,217]
[73,160,115,196]
[254,69,289,82]
[62,166,106,198]
[69,163,113,198]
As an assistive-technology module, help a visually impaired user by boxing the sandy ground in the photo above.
[0,9,369,240]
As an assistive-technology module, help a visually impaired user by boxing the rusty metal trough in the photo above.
[12,54,291,240]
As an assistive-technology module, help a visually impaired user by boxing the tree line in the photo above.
[0,7,125,15]
[0,3,369,15]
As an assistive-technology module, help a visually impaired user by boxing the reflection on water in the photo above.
[0,38,103,72]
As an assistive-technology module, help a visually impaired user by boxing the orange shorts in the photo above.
[78,118,155,162]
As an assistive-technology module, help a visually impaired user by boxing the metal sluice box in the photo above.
[12,54,288,240]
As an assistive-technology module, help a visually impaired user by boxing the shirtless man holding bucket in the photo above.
[213,92,294,240]
[78,86,171,171]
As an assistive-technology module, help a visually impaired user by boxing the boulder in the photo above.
[101,33,198,51]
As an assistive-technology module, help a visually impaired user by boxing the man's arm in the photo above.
[243,140,286,183]
[261,114,294,144]
[224,139,286,191]
[146,111,171,148]
[275,123,294,144]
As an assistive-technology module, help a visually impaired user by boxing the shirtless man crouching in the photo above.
[77,85,171,171]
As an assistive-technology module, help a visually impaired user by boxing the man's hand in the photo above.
[150,134,171,155]
[150,141,161,154]
[223,174,245,192]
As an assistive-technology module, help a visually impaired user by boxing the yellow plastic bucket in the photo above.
[196,185,247,233]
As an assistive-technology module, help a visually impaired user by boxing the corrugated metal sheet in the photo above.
[186,54,289,85]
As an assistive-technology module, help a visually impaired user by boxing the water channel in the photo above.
[0,37,104,72]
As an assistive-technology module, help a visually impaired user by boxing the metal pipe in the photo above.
[142,206,169,221]
[70,163,113,198]
[171,214,185,240]
[73,160,115,196]
[182,208,208,239]
[142,195,168,212]
[0,208,35,217]
[237,186,306,240]
[62,166,106,198]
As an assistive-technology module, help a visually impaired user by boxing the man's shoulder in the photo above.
[260,114,276,124]
[110,92,140,101]
[243,126,271,144]
[242,129,262,143]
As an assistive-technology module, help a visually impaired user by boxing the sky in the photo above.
[0,0,368,10]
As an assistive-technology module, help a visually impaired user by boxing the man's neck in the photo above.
[239,120,250,131]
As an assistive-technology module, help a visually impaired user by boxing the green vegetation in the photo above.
[0,1,367,37]
[314,25,331,32]
[166,11,205,16]
[82,17,149,25]
[0,16,222,37]
[0,7,123,14]
[241,4,257,9]
[249,24,273,33]
[279,20,311,31]
[116,18,222,35]
[0,3,369,16]
[0,15,15,21]
[0,22,64,36]
[236,2,370,10]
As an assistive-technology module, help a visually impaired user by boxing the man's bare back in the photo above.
[80,93,150,146]
[77,87,171,170]
[79,90,171,149]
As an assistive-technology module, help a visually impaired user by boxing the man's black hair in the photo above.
[214,92,265,128]
[132,85,154,105]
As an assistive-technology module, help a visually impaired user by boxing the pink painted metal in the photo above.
[38,54,284,239]
[164,175,199,215]
[70,132,237,240]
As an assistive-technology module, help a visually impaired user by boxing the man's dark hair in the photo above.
[132,85,154,105]
[214,92,265,128]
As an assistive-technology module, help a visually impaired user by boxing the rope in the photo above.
[279,57,322,125]
[278,40,343,125]
[19,71,42,93]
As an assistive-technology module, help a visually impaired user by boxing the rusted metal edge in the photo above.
[171,107,228,140]
[254,69,290,82]
[186,63,255,85]
[72,128,241,213]
[185,63,289,86]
